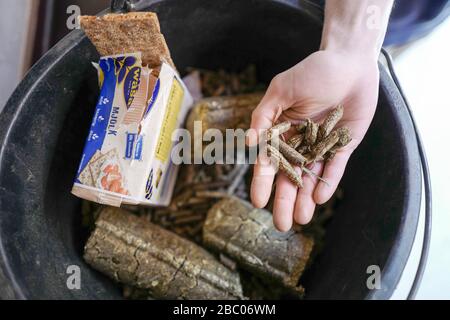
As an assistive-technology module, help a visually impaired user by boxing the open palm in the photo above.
[249,49,380,231]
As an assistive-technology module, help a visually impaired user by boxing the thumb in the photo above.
[247,79,290,146]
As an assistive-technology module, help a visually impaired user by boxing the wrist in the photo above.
[319,0,393,62]
[320,22,381,61]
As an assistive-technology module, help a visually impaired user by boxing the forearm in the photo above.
[320,0,394,59]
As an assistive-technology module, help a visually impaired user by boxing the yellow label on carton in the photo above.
[155,79,184,162]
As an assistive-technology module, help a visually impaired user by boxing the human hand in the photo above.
[248,49,380,231]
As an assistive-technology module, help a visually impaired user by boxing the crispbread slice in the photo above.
[91,149,103,163]
[78,149,102,186]
[79,12,175,69]
[78,165,94,186]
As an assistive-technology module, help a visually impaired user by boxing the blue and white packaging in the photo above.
[72,52,193,207]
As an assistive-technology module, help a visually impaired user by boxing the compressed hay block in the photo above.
[84,207,243,299]
[186,93,263,133]
[203,197,314,291]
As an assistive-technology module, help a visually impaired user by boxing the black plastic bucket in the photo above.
[0,0,427,299]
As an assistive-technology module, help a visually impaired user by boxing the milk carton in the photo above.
[72,52,193,207]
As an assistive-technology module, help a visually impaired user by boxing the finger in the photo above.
[272,169,299,232]
[294,162,324,225]
[313,150,352,205]
[250,151,276,208]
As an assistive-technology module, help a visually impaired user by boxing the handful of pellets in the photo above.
[265,105,351,188]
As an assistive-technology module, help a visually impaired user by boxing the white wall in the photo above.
[0,0,38,111]
[394,17,450,299]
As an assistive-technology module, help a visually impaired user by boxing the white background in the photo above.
[393,17,450,299]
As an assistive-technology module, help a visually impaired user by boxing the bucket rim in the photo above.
[0,0,430,300]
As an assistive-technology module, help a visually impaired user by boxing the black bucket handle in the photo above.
[381,48,432,300]
[111,0,160,12]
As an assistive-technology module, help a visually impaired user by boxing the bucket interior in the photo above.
[0,0,420,299]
